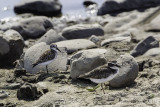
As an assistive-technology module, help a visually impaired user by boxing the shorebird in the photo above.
[32,44,61,73]
[79,62,120,94]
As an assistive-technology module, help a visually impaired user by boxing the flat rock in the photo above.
[55,39,96,54]
[37,29,66,45]
[0,30,24,65]
[1,83,21,90]
[14,0,62,16]
[98,0,160,15]
[144,14,160,31]
[24,42,67,74]
[110,53,139,87]
[62,24,104,39]
[143,48,160,57]
[11,16,53,39]
[130,36,159,57]
[101,36,131,46]
[70,48,118,79]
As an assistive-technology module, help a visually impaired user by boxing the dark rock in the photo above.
[0,30,24,66]
[137,60,145,71]
[83,0,97,7]
[98,0,160,15]
[14,0,62,16]
[37,29,66,45]
[11,16,53,39]
[0,33,9,56]
[130,36,159,57]
[62,24,104,39]
[17,83,47,100]
[0,103,4,106]
[14,69,26,77]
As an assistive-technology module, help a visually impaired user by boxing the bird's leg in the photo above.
[101,83,105,94]
[46,65,49,73]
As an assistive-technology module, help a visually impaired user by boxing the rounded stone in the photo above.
[62,24,104,39]
[70,49,112,79]
[24,42,67,74]
[37,29,66,45]
[0,30,24,65]
[109,53,139,88]
[0,35,9,55]
[11,16,53,39]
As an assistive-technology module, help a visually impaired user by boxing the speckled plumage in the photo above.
[79,64,118,79]
[32,49,57,67]
[32,44,61,73]
[79,62,120,94]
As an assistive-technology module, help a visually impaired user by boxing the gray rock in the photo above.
[144,14,160,32]
[0,30,24,65]
[70,48,117,79]
[112,31,131,38]
[55,39,96,54]
[98,0,160,15]
[101,36,131,46]
[130,36,159,57]
[14,0,62,16]
[1,83,21,90]
[11,16,53,39]
[110,53,139,87]
[24,42,67,74]
[0,34,10,55]
[143,48,160,57]
[37,29,66,45]
[62,24,104,39]
[17,83,48,100]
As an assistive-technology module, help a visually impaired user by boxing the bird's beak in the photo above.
[56,47,61,52]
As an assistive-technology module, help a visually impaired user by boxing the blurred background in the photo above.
[0,0,104,19]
